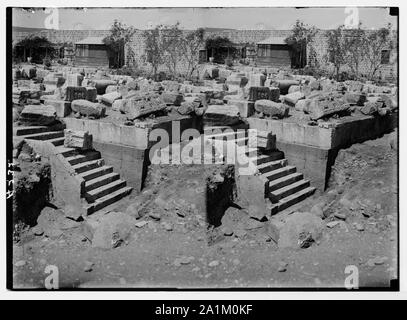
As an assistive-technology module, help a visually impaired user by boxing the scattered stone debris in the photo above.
[162,222,173,231]
[84,261,94,272]
[91,212,136,249]
[326,221,340,229]
[334,212,347,220]
[15,260,27,267]
[278,212,323,249]
[135,221,148,228]
[354,222,365,231]
[174,256,195,267]
[11,26,397,290]
[277,261,288,272]
[208,260,220,267]
[367,256,388,267]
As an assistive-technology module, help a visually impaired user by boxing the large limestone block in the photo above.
[203,105,242,126]
[178,101,200,115]
[379,94,398,111]
[283,91,305,106]
[64,129,93,150]
[162,80,181,92]
[274,79,300,94]
[248,130,276,150]
[269,86,280,102]
[288,85,301,94]
[248,73,266,87]
[101,91,121,106]
[92,79,117,95]
[112,99,124,112]
[105,85,118,94]
[319,79,335,92]
[235,174,269,221]
[162,91,184,106]
[295,99,312,112]
[120,94,167,119]
[85,87,97,102]
[65,73,84,87]
[118,85,129,98]
[248,86,271,102]
[227,99,254,118]
[226,74,248,88]
[304,98,350,120]
[254,100,289,119]
[44,99,72,117]
[65,86,87,102]
[344,92,366,106]
[20,105,57,125]
[360,102,379,115]
[71,99,106,118]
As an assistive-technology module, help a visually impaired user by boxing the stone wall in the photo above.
[307,29,397,81]
[13,27,397,80]
[12,29,111,45]
[124,29,293,77]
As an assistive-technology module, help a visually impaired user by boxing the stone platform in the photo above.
[247,113,397,190]
[62,115,203,192]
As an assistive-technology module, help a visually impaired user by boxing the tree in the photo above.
[363,23,394,80]
[325,26,348,80]
[15,35,56,63]
[161,23,183,78]
[143,24,170,80]
[103,20,136,68]
[344,23,367,78]
[285,20,317,68]
[179,28,205,80]
[205,36,235,63]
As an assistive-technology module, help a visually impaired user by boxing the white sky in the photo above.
[12,7,397,31]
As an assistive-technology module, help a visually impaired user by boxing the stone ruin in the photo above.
[11,60,398,223]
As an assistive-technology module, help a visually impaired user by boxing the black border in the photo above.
[6,6,400,292]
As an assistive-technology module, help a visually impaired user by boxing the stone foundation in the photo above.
[248,113,397,190]
[93,141,149,192]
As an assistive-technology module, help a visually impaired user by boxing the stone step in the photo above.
[78,165,114,181]
[206,130,248,139]
[256,159,287,174]
[19,130,64,141]
[210,135,248,145]
[248,152,284,165]
[65,151,101,166]
[203,126,231,134]
[48,137,65,146]
[55,146,77,157]
[14,126,50,136]
[269,186,316,215]
[242,147,258,157]
[268,172,304,192]
[269,179,310,203]
[85,179,127,202]
[72,159,105,174]
[203,123,249,131]
[14,124,65,136]
[85,172,120,192]
[233,136,248,146]
[262,165,296,181]
[86,186,133,215]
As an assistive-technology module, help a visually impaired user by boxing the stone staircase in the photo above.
[205,126,316,215]
[14,125,132,215]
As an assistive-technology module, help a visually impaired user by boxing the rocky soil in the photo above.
[12,131,398,289]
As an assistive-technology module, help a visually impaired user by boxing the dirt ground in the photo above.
[12,131,398,289]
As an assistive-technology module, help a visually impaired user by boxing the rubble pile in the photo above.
[12,62,398,130]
